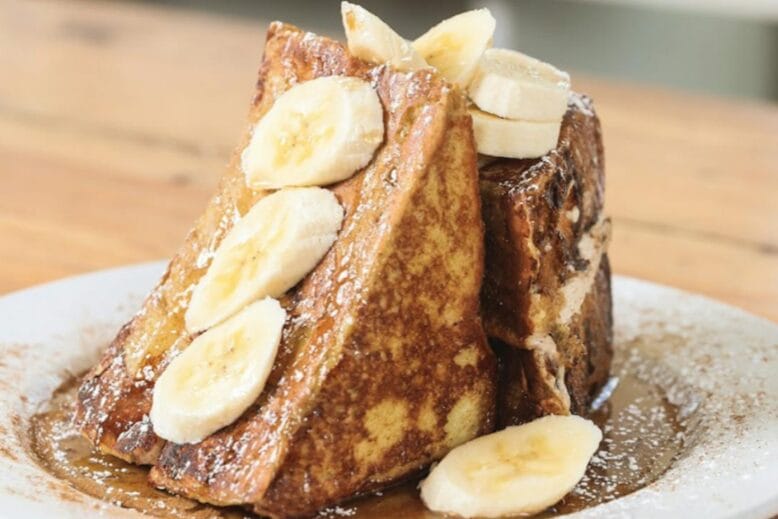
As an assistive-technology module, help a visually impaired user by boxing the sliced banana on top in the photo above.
[469,48,571,121]
[420,415,602,518]
[241,75,384,189]
[470,108,562,159]
[341,2,427,71]
[412,9,496,87]
[185,187,343,333]
[151,297,286,444]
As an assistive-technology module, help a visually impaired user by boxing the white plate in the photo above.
[0,262,776,518]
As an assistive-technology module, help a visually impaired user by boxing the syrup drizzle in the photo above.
[29,349,701,519]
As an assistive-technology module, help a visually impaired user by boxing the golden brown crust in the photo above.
[251,78,495,517]
[480,94,613,425]
[75,20,613,517]
[78,22,495,517]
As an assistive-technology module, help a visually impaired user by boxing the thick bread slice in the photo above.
[77,22,495,517]
[480,94,613,425]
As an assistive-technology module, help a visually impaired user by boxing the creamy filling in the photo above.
[525,216,611,412]
[565,206,580,224]
[526,333,572,412]
[559,216,611,324]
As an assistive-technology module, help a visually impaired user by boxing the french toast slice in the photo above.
[480,94,613,425]
[76,22,496,517]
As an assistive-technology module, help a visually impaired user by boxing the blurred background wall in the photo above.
[139,0,778,102]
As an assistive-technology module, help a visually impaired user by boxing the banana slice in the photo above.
[185,187,343,333]
[469,48,570,121]
[151,297,286,444]
[412,9,496,87]
[420,415,602,518]
[341,2,427,71]
[241,75,384,189]
[470,108,561,159]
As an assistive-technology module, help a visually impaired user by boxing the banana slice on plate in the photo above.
[185,187,343,333]
[420,415,602,518]
[341,2,427,71]
[412,9,496,87]
[470,108,561,159]
[469,48,570,121]
[241,75,384,189]
[151,297,286,444]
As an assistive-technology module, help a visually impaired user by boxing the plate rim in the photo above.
[0,261,776,519]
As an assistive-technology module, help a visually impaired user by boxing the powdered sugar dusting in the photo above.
[567,277,778,518]
[1,270,777,518]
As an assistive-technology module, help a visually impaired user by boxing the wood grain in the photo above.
[1,0,776,321]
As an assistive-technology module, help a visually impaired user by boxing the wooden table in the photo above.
[1,0,777,321]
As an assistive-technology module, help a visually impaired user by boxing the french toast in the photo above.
[75,10,614,517]
[480,94,613,425]
[76,22,496,517]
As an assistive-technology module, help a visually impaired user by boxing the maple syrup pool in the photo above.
[28,351,702,519]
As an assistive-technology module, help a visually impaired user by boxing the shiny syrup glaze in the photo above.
[29,361,697,519]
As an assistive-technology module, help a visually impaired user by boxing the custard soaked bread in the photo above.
[480,95,613,425]
[75,6,614,517]
[77,22,496,516]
